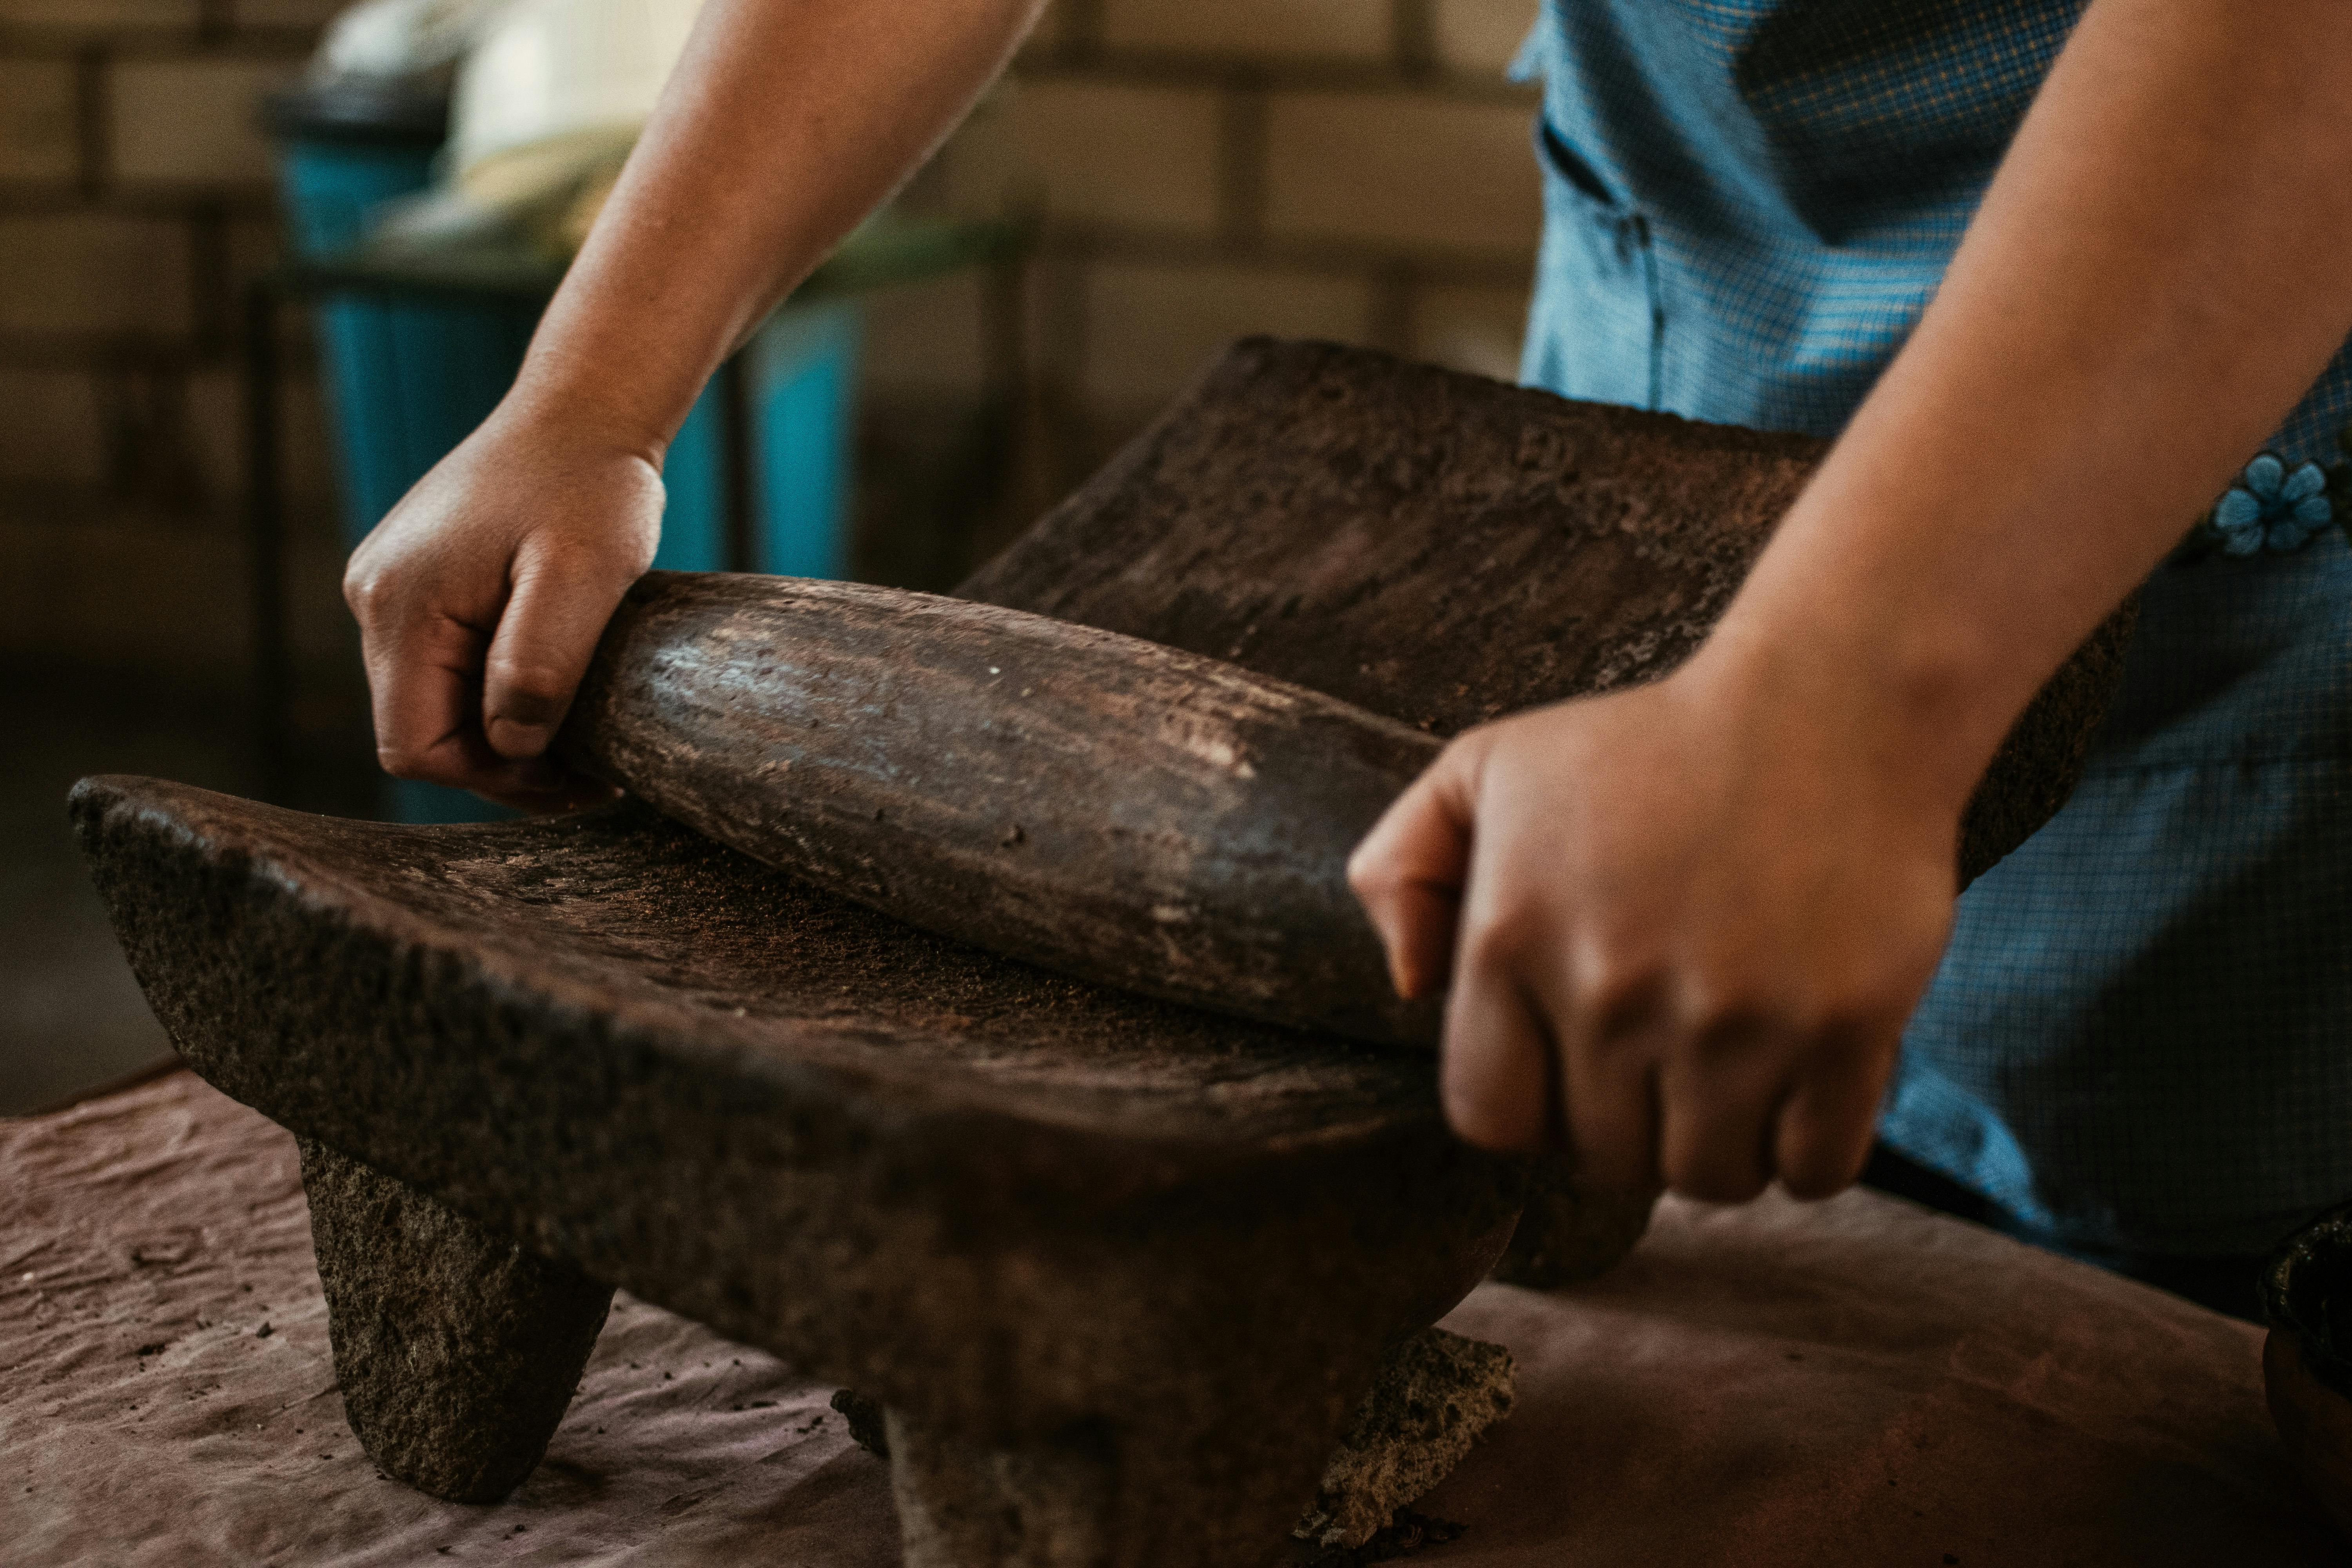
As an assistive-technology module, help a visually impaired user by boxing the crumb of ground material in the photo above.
[1283,1509,1467,1565]
[831,1389,891,1457]
[1292,1328,1513,1550]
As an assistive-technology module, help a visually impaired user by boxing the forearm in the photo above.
[1706,0,2352,811]
[505,0,1044,458]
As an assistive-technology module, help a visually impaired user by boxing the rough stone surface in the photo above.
[296,1136,613,1503]
[965,338,2136,890]
[835,1388,893,1457]
[72,779,1524,1565]
[70,338,2137,1561]
[1294,1329,1515,1550]
[886,1407,1125,1568]
[1488,1165,1658,1290]
[564,574,1445,1045]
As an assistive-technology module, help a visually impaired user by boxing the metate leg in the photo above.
[296,1138,613,1503]
[876,1324,1517,1568]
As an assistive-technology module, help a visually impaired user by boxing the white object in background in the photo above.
[317,0,516,80]
[451,0,706,187]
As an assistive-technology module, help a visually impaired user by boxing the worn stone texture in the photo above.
[886,1407,1123,1568]
[1295,1327,1514,1550]
[565,574,1445,1045]
[74,778,1525,1565]
[72,339,2137,1563]
[965,338,2136,889]
[835,1388,895,1457]
[296,1136,614,1503]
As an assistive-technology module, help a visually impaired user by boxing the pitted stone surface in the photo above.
[71,338,2137,1560]
[298,1137,613,1503]
[967,338,2134,889]
[1294,1328,1515,1550]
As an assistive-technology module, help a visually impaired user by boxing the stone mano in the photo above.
[561,572,1448,1046]
[73,339,2134,1566]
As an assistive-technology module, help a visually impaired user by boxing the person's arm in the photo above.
[1351,0,2352,1200]
[344,0,1045,805]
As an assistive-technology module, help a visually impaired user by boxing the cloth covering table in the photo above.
[2,1069,2339,1566]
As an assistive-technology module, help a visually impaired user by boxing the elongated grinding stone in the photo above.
[563,574,1445,1046]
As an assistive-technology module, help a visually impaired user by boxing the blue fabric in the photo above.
[1514,0,2352,1258]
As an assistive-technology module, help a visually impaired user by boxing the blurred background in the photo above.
[0,0,1542,1113]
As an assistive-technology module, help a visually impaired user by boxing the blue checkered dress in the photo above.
[1514,0,2352,1261]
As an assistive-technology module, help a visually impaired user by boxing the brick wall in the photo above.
[0,0,1543,670]
[0,0,340,676]
[880,0,1543,466]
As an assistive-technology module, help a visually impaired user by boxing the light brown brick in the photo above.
[0,509,245,675]
[861,272,993,400]
[185,361,338,510]
[0,213,192,335]
[906,85,1024,219]
[1265,92,1539,256]
[0,0,196,27]
[0,368,105,485]
[1082,261,1372,408]
[1431,0,1541,79]
[111,56,293,186]
[1005,78,1222,234]
[1412,281,1528,382]
[0,60,79,183]
[1100,0,1389,62]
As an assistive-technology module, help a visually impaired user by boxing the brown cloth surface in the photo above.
[3,1071,2340,1565]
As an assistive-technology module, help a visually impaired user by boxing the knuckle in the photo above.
[1345,846,1398,901]
[342,568,385,618]
[1575,949,1664,1032]
[1462,907,1544,973]
[1678,978,1776,1042]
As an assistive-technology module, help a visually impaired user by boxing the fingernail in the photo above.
[490,720,554,759]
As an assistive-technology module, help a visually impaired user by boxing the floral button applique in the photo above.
[2213,455,2332,555]
[2176,441,2352,563]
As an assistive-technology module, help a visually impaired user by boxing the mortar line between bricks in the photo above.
[1053,0,1104,64]
[1368,259,1418,358]
[1033,226,1535,286]
[0,187,279,218]
[1217,82,1267,247]
[74,43,107,200]
[0,333,209,372]
[1012,53,1536,105]
[190,200,232,358]
[1392,0,1438,80]
[0,27,316,58]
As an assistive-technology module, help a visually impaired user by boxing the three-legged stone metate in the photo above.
[74,340,2135,1566]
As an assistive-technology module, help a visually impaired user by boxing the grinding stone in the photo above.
[73,338,2139,1564]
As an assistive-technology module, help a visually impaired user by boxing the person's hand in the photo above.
[342,405,663,810]
[1347,650,1962,1202]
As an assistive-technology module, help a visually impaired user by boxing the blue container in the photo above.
[268,85,859,821]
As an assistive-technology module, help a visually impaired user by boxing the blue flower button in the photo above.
[2213,454,2332,555]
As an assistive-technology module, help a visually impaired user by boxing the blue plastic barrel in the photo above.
[266,82,858,821]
